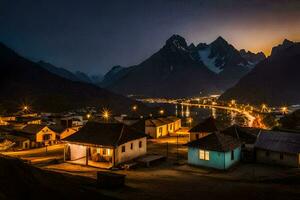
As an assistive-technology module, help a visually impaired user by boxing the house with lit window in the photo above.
[18,124,57,148]
[254,130,300,167]
[187,132,241,170]
[145,116,181,138]
[189,117,218,141]
[63,122,147,169]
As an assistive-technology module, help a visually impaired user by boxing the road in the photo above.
[1,143,65,164]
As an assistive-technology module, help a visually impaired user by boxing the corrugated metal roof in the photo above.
[254,130,300,154]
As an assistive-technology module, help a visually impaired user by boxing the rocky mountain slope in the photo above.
[220,39,300,106]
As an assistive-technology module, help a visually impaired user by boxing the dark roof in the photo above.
[63,122,147,147]
[5,135,29,142]
[145,116,180,127]
[21,124,46,135]
[221,125,261,144]
[49,124,66,133]
[187,132,241,152]
[189,117,218,133]
[254,130,300,154]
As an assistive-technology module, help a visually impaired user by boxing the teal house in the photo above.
[187,132,241,170]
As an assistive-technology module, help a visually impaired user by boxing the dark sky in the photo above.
[1,0,300,74]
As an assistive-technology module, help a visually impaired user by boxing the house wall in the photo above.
[224,147,241,169]
[36,127,56,144]
[256,149,299,167]
[22,140,30,149]
[145,126,157,138]
[174,119,181,131]
[156,125,168,138]
[115,137,147,165]
[188,147,241,170]
[69,143,87,161]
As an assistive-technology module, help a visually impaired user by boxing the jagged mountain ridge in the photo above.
[100,35,265,97]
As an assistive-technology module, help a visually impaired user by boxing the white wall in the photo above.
[115,137,147,164]
[70,144,86,161]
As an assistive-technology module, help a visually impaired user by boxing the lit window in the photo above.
[199,150,209,160]
[103,148,107,155]
[205,151,209,160]
[107,149,111,155]
[96,148,100,154]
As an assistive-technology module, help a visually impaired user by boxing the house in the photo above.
[187,132,241,170]
[145,116,181,138]
[49,124,81,140]
[0,126,31,150]
[254,130,300,167]
[221,125,261,161]
[189,117,218,141]
[4,135,31,150]
[63,122,147,168]
[19,124,57,148]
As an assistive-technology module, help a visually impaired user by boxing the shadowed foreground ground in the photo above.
[0,155,116,200]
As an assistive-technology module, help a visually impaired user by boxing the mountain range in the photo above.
[100,35,265,97]
[0,42,150,113]
[38,61,103,84]
[220,39,300,106]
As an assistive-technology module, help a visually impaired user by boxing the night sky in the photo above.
[1,0,300,74]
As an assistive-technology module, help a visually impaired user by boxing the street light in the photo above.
[281,106,288,114]
[101,108,111,122]
[132,105,137,111]
[86,113,91,119]
[159,109,164,115]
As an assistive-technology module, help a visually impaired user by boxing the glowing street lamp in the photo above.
[86,114,91,119]
[101,108,111,121]
[159,109,164,115]
[132,105,137,111]
[281,106,288,114]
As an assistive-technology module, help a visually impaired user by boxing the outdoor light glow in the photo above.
[281,106,288,114]
[101,108,111,120]
[132,105,137,111]
[159,109,164,115]
[86,114,91,119]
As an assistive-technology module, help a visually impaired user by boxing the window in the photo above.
[199,150,209,160]
[159,127,163,134]
[130,143,133,150]
[102,148,106,155]
[196,134,199,139]
[139,141,142,148]
[231,150,235,160]
[280,153,284,160]
[97,148,100,154]
[43,134,51,140]
[265,151,270,157]
[122,146,125,153]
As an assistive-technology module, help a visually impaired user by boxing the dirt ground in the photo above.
[37,137,300,200]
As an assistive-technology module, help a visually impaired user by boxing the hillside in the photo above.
[0,42,150,113]
[220,39,300,106]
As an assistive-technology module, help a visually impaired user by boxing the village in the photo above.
[0,102,299,199]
